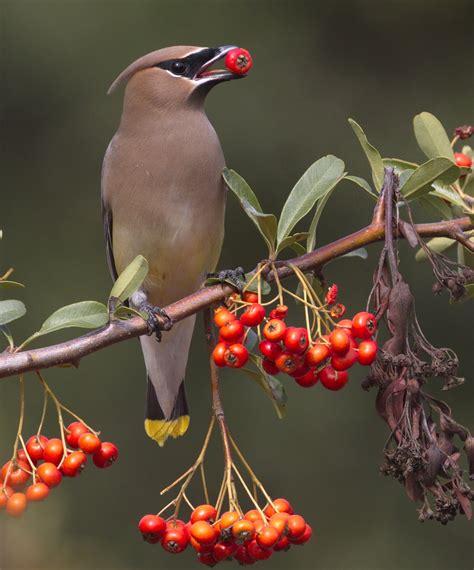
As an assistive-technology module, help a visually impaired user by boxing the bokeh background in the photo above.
[1,1,473,568]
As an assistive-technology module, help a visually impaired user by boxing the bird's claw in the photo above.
[138,303,173,341]
[207,266,245,292]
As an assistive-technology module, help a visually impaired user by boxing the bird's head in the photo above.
[108,45,247,109]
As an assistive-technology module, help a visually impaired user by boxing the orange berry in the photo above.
[232,519,255,544]
[26,482,50,502]
[190,521,218,546]
[287,514,306,539]
[6,492,27,517]
[191,504,217,524]
[264,498,293,517]
[256,525,280,549]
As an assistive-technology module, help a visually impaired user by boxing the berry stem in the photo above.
[3,375,25,493]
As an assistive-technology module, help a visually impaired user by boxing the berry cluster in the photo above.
[212,287,378,392]
[0,422,118,518]
[139,498,310,566]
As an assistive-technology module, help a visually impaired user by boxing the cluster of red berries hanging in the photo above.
[0,422,118,518]
[139,498,311,566]
[212,285,378,391]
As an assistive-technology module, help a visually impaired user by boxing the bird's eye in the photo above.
[170,61,188,76]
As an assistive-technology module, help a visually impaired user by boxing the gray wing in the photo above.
[101,200,118,282]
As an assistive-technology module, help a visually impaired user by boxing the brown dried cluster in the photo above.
[363,170,473,524]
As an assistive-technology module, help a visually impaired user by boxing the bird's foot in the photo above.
[207,266,245,292]
[137,302,173,341]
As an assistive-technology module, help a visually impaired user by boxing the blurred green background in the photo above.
[1,0,473,568]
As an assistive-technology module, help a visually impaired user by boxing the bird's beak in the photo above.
[193,45,246,85]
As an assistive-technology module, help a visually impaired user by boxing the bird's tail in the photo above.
[140,316,195,446]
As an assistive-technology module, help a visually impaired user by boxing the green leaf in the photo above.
[223,169,277,253]
[418,195,453,220]
[243,271,271,295]
[109,255,148,302]
[277,155,345,245]
[288,242,307,256]
[341,247,368,260]
[276,233,309,254]
[36,301,109,336]
[383,158,419,170]
[345,175,377,199]
[306,184,337,252]
[415,237,456,261]
[0,325,14,348]
[413,112,454,160]
[241,200,278,254]
[113,305,146,320]
[401,158,460,200]
[348,119,384,191]
[243,356,287,419]
[463,174,474,197]
[0,280,24,289]
[0,300,26,325]
[430,182,467,208]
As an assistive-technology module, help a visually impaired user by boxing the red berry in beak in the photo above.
[225,48,253,75]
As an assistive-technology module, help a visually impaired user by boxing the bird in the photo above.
[101,46,247,446]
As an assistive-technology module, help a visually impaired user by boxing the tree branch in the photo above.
[0,215,471,380]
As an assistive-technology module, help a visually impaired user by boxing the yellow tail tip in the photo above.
[144,416,190,447]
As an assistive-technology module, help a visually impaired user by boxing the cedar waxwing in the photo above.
[101,46,245,446]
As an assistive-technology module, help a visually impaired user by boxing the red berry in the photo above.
[218,510,240,534]
[259,340,282,361]
[65,422,89,448]
[234,545,256,564]
[262,358,279,375]
[274,535,291,551]
[214,307,236,328]
[16,449,34,465]
[358,339,378,365]
[287,514,306,539]
[240,303,265,327]
[290,523,312,545]
[61,451,87,477]
[212,342,228,367]
[330,303,347,319]
[275,351,302,374]
[329,329,351,355]
[269,512,289,535]
[190,521,218,546]
[232,519,255,544]
[37,462,62,488]
[243,292,258,303]
[1,460,30,489]
[191,504,217,524]
[224,343,248,368]
[289,363,310,378]
[318,366,349,391]
[25,435,48,463]
[43,438,64,466]
[256,525,280,549]
[26,482,50,502]
[305,343,331,367]
[244,509,264,523]
[220,319,245,342]
[225,47,253,75]
[78,432,102,454]
[6,492,27,517]
[337,319,353,332]
[247,539,273,560]
[331,341,358,371]
[198,551,218,566]
[93,442,119,468]
[454,152,472,168]
[263,319,287,342]
[213,540,236,561]
[264,498,293,517]
[161,527,189,553]
[138,514,166,544]
[351,312,377,339]
[0,486,14,509]
[295,368,319,387]
[284,327,309,354]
